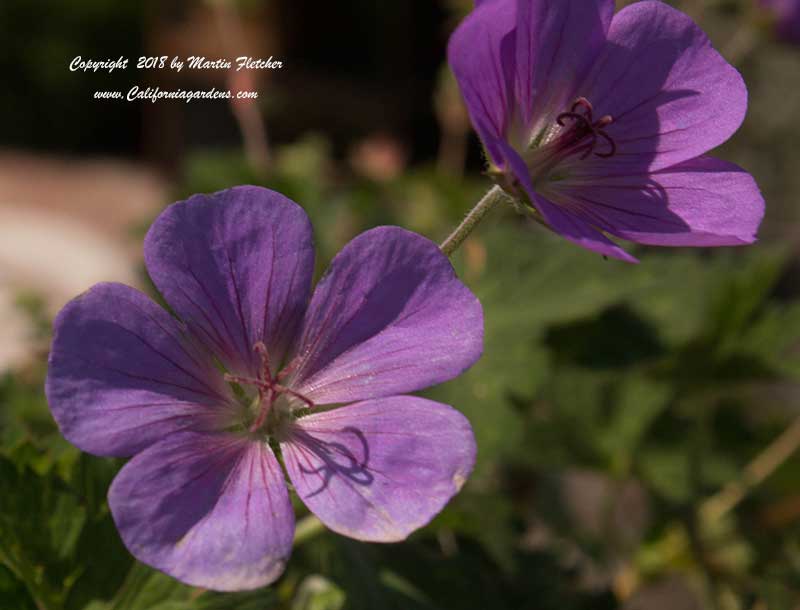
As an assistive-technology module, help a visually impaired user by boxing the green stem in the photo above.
[440,185,506,257]
[294,514,325,545]
[701,414,800,521]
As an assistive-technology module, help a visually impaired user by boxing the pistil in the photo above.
[521,97,618,187]
[554,97,616,160]
[224,342,314,434]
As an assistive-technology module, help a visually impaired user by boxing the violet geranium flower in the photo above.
[45,186,481,591]
[761,0,800,44]
[448,0,765,262]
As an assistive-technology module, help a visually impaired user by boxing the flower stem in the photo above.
[701,414,800,521]
[440,185,506,257]
[294,514,325,545]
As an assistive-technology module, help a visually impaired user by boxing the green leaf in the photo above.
[107,563,191,610]
[704,246,788,348]
[596,377,671,474]
[0,454,81,610]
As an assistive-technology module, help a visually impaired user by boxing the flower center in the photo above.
[554,97,617,161]
[224,342,313,438]
[516,97,618,189]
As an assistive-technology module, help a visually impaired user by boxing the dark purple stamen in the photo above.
[224,342,314,433]
[556,97,617,159]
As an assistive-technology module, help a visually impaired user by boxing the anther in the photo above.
[595,115,613,129]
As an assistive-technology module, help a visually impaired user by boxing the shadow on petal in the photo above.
[281,397,476,543]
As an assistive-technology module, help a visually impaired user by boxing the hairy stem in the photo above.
[440,186,506,257]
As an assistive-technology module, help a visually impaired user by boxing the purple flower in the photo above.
[761,0,800,43]
[448,0,765,262]
[45,186,482,591]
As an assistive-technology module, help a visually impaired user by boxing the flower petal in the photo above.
[533,195,639,263]
[109,431,293,591]
[497,139,638,263]
[513,0,614,136]
[288,227,483,405]
[144,186,315,377]
[580,1,747,172]
[550,156,765,247]
[763,0,800,43]
[449,0,614,162]
[447,0,518,164]
[281,396,476,542]
[46,283,231,457]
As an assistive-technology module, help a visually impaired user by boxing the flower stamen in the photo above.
[223,342,314,434]
[555,97,617,159]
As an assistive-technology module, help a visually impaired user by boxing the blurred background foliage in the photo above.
[3,0,800,609]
